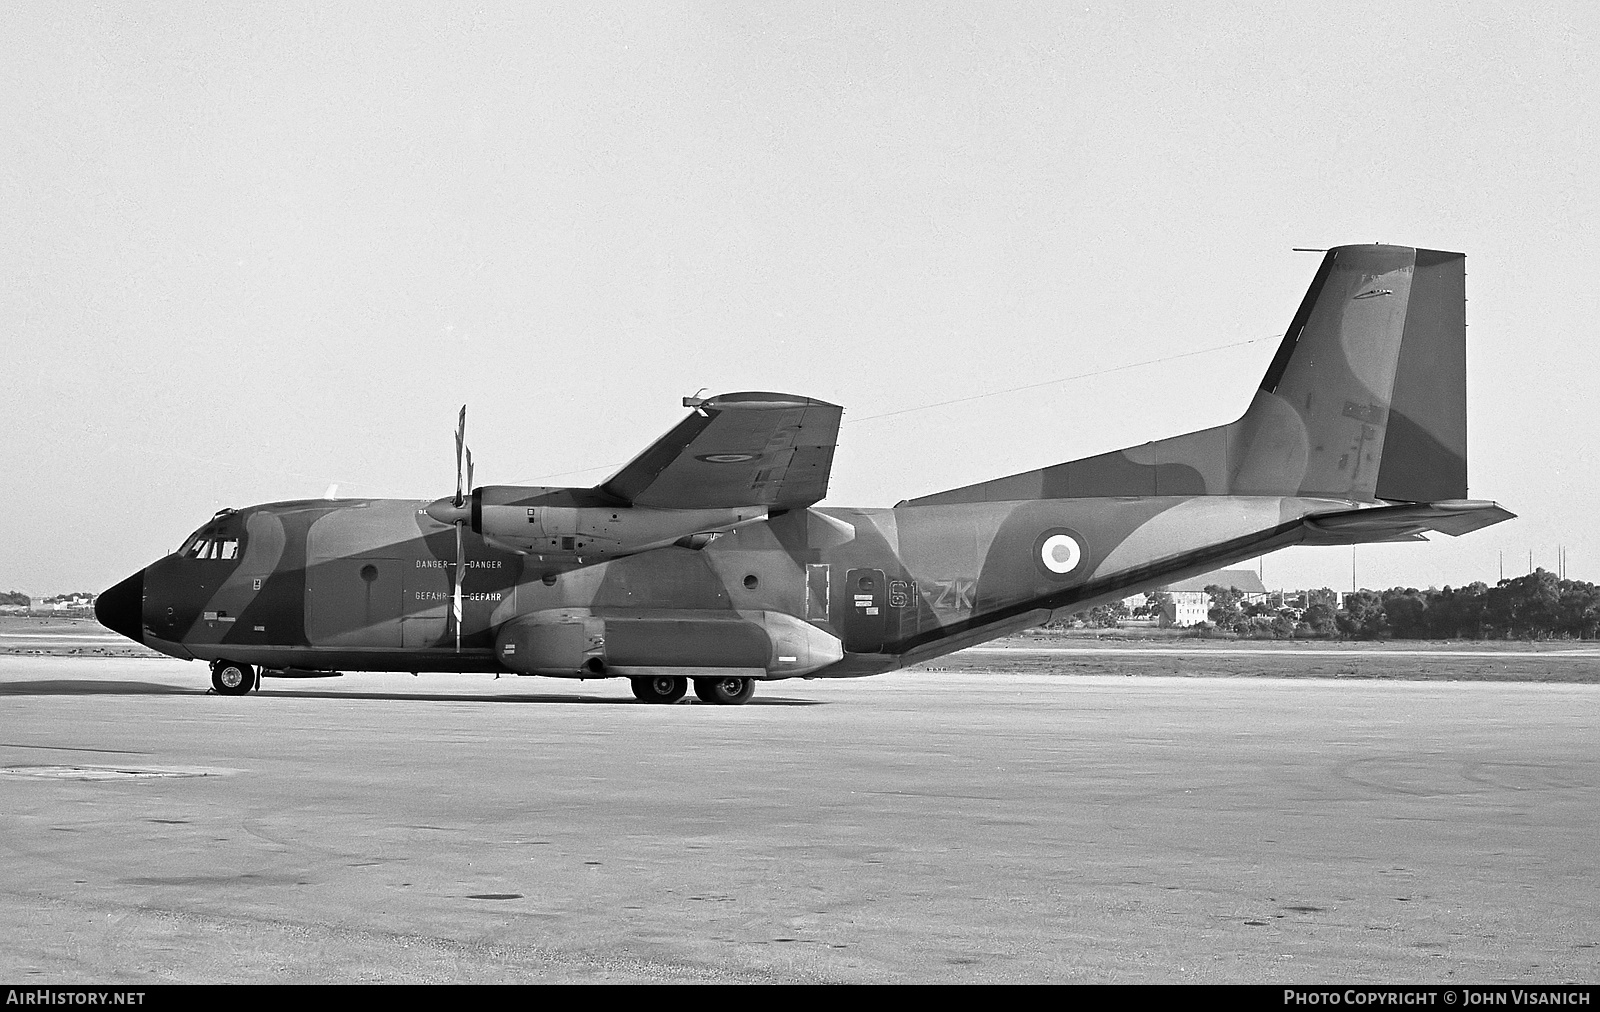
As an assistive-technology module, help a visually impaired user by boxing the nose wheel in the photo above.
[210,659,256,696]
[693,676,755,705]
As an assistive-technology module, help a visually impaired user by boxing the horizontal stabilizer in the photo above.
[1301,500,1515,546]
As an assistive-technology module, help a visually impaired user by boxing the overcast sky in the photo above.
[3,2,1595,595]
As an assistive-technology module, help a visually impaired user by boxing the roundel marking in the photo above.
[1033,528,1088,578]
[1040,534,1080,574]
[696,452,759,464]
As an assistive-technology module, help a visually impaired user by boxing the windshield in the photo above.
[177,520,242,560]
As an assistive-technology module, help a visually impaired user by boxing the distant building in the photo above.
[1283,588,1343,613]
[28,594,94,615]
[1156,569,1269,627]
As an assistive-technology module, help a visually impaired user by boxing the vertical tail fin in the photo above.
[909,244,1468,506]
[1234,245,1466,501]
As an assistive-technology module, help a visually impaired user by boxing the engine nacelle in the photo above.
[427,486,761,562]
[494,608,844,679]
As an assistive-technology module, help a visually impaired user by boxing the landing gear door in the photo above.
[843,568,887,653]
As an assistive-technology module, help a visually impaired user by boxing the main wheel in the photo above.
[693,676,755,705]
[630,675,687,703]
[211,659,255,696]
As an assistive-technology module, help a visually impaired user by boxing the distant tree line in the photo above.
[0,591,97,607]
[1202,570,1600,640]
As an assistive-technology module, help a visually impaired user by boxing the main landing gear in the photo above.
[629,675,756,705]
[694,676,755,705]
[630,675,687,704]
[210,659,256,696]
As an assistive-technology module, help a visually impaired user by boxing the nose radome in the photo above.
[95,570,145,645]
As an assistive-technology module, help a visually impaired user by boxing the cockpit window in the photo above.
[179,532,239,560]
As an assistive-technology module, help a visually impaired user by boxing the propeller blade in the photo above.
[466,446,475,498]
[454,405,467,508]
[453,519,464,653]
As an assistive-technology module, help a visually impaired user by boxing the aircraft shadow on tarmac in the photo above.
[0,680,195,696]
[0,679,824,706]
[255,687,825,706]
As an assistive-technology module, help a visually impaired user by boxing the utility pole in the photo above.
[1352,546,1357,594]
[1499,550,1504,582]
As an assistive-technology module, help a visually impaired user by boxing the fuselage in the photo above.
[92,245,1509,696]
[97,493,1353,680]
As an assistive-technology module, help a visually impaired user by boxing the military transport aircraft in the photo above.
[96,244,1513,703]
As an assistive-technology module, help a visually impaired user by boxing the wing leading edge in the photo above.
[599,392,843,510]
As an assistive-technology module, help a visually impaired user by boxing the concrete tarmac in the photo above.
[1,655,1596,983]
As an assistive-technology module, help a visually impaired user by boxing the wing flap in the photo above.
[600,392,843,510]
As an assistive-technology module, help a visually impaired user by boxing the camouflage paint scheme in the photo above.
[96,245,1514,699]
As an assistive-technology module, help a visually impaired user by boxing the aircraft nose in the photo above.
[95,570,145,645]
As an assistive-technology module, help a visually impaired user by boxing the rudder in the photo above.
[1373,249,1467,502]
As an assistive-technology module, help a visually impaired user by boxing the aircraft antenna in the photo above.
[845,333,1282,428]
[502,334,1283,484]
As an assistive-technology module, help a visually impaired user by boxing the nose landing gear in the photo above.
[210,659,256,696]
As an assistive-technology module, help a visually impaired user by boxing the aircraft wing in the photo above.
[1301,500,1516,546]
[598,392,843,510]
